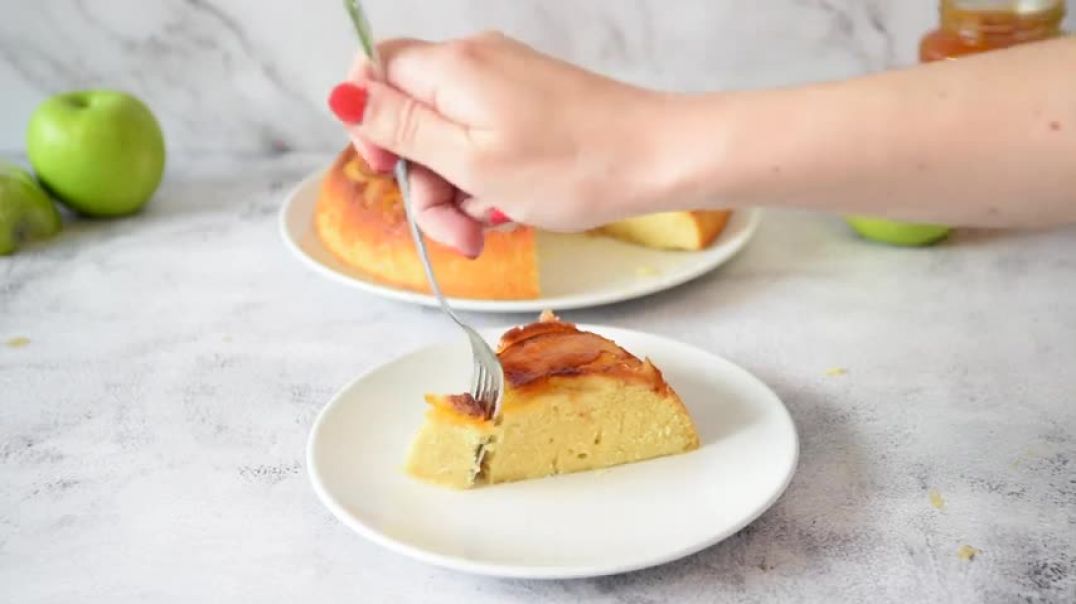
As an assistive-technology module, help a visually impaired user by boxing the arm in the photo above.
[663,37,1076,227]
[331,35,1076,255]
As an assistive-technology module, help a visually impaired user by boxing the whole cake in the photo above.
[405,312,700,488]
[315,146,732,299]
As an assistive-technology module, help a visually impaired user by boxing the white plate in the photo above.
[307,325,798,579]
[280,171,760,312]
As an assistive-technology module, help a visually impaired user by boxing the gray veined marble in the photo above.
[2,0,1076,602]
[5,0,1072,155]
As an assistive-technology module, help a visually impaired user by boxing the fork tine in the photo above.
[475,366,492,417]
[472,364,483,394]
[480,365,492,402]
[475,361,489,395]
[470,366,480,397]
[479,357,492,391]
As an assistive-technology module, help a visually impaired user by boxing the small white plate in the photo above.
[307,325,798,579]
[280,171,760,312]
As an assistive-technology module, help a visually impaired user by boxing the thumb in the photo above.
[355,81,471,182]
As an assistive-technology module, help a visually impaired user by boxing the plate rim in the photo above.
[306,324,800,579]
[279,171,762,313]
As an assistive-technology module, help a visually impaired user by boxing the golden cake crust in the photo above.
[315,146,540,299]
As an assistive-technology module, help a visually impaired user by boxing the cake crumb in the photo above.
[929,488,945,510]
[825,367,847,377]
[635,265,661,278]
[538,309,560,323]
[957,545,980,561]
[5,337,30,348]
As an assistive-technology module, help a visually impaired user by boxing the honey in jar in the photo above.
[920,0,1066,61]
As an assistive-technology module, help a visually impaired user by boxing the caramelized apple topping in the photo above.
[497,313,643,389]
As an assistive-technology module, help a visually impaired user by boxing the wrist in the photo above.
[593,87,772,220]
[589,88,689,222]
[642,87,829,213]
[637,91,741,213]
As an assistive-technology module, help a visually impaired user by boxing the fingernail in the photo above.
[328,83,367,124]
[489,208,510,226]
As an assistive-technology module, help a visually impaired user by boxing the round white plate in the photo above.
[308,325,798,579]
[280,171,760,312]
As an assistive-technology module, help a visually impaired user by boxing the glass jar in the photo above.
[920,0,1066,61]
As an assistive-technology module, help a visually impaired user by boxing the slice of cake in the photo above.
[405,312,700,488]
[599,210,731,251]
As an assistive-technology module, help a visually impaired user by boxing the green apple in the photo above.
[0,162,62,255]
[27,90,165,217]
[845,216,951,247]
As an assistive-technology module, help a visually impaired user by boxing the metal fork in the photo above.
[343,0,505,419]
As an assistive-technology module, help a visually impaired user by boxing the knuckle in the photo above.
[392,96,422,149]
[443,37,485,66]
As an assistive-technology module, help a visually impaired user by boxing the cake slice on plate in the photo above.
[599,210,731,251]
[405,312,699,488]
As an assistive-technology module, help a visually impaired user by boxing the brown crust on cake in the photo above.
[424,394,494,425]
[497,314,669,393]
[443,393,494,420]
[424,313,685,426]
[315,146,540,300]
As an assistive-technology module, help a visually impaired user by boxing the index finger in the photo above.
[345,39,432,172]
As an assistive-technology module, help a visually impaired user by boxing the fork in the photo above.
[343,0,505,419]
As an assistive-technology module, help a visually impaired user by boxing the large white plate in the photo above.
[307,325,798,579]
[280,171,760,312]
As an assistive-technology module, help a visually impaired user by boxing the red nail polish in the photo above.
[489,208,510,226]
[328,83,367,124]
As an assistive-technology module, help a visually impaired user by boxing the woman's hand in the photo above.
[328,33,669,257]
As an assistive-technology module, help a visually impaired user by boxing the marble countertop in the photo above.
[2,152,1074,603]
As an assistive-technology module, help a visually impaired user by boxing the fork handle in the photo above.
[395,160,465,326]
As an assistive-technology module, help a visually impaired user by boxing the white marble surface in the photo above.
[1,152,1075,602]
[14,0,1076,153]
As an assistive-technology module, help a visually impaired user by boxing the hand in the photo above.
[327,33,666,257]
